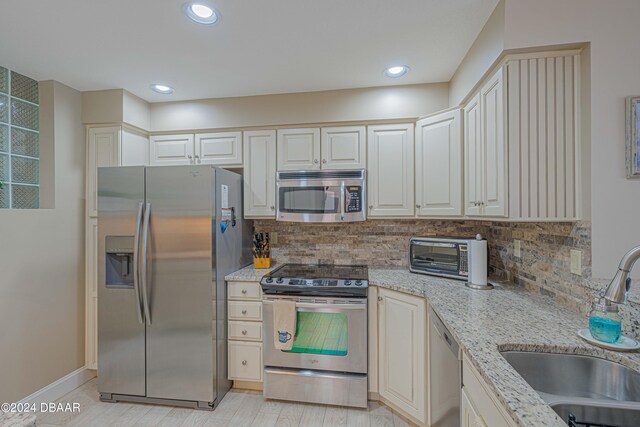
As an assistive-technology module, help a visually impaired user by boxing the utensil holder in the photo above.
[254,256,271,269]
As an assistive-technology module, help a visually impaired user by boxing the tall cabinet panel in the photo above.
[86,126,122,370]
[321,126,366,169]
[276,128,320,170]
[367,124,414,217]
[464,95,483,216]
[244,130,277,217]
[415,109,462,217]
[480,68,507,217]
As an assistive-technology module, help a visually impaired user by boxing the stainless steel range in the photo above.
[261,264,368,408]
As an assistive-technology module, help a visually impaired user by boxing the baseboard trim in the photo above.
[19,367,97,405]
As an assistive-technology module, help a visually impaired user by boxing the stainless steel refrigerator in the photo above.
[97,165,251,410]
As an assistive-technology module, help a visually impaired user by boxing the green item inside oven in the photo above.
[284,312,348,356]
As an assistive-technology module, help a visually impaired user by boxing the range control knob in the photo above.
[266,277,273,283]
[355,280,363,286]
[344,280,352,286]
[276,278,284,284]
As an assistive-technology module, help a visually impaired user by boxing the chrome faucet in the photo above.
[604,245,640,304]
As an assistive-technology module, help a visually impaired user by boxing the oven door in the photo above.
[263,296,367,374]
[276,180,344,222]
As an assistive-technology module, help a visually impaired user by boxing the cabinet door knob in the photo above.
[369,205,373,210]
[416,204,421,209]
[242,330,248,335]
[242,360,247,366]
[241,310,247,315]
[187,154,193,164]
[195,154,200,164]
[270,205,275,211]
[378,296,383,302]
[241,289,247,294]
[322,159,327,164]
[313,159,319,164]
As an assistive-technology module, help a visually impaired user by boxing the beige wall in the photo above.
[82,89,150,131]
[503,0,640,279]
[448,0,505,107]
[150,83,449,132]
[0,81,85,402]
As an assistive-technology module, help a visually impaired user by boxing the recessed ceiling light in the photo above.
[384,65,409,78]
[150,84,175,95]
[183,2,219,25]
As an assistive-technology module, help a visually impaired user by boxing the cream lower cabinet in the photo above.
[462,355,516,427]
[461,388,487,427]
[415,110,462,217]
[378,288,427,424]
[228,281,263,384]
[243,130,276,218]
[367,124,415,217]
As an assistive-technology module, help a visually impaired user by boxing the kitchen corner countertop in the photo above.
[226,264,640,427]
[0,411,36,427]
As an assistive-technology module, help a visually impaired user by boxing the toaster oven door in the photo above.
[410,242,463,277]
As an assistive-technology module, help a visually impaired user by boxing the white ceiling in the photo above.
[0,0,498,102]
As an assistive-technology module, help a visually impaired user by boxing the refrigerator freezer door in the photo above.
[98,166,146,397]
[144,165,216,404]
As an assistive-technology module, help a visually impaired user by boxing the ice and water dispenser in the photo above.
[105,236,135,289]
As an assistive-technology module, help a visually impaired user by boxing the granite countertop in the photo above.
[226,264,640,427]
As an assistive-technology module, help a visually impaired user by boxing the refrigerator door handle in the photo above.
[133,202,144,324]
[141,202,152,325]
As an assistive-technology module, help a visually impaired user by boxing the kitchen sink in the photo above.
[501,351,640,426]
[551,401,640,427]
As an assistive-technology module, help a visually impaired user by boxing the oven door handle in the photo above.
[263,300,366,310]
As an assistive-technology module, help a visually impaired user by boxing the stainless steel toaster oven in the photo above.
[409,236,487,281]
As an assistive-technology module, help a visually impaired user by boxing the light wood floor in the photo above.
[36,379,416,427]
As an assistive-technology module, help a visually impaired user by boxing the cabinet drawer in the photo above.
[228,282,262,300]
[229,321,263,341]
[229,341,263,382]
[228,301,262,321]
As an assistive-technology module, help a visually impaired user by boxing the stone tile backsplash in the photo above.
[254,219,640,338]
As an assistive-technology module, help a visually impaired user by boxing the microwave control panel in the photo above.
[345,186,362,213]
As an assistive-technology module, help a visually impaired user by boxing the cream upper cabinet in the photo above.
[378,288,426,424]
[87,126,121,217]
[463,67,507,217]
[149,134,195,166]
[415,109,462,217]
[244,130,277,217]
[464,94,483,216]
[480,68,507,217]
[277,128,320,170]
[121,129,149,167]
[195,131,242,166]
[367,124,414,217]
[506,53,581,220]
[320,126,366,169]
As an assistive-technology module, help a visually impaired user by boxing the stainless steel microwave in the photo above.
[276,169,366,222]
[409,236,487,280]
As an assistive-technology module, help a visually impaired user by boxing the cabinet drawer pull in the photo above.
[242,360,248,366]
[241,310,247,315]
[242,330,248,335]
[241,289,247,294]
